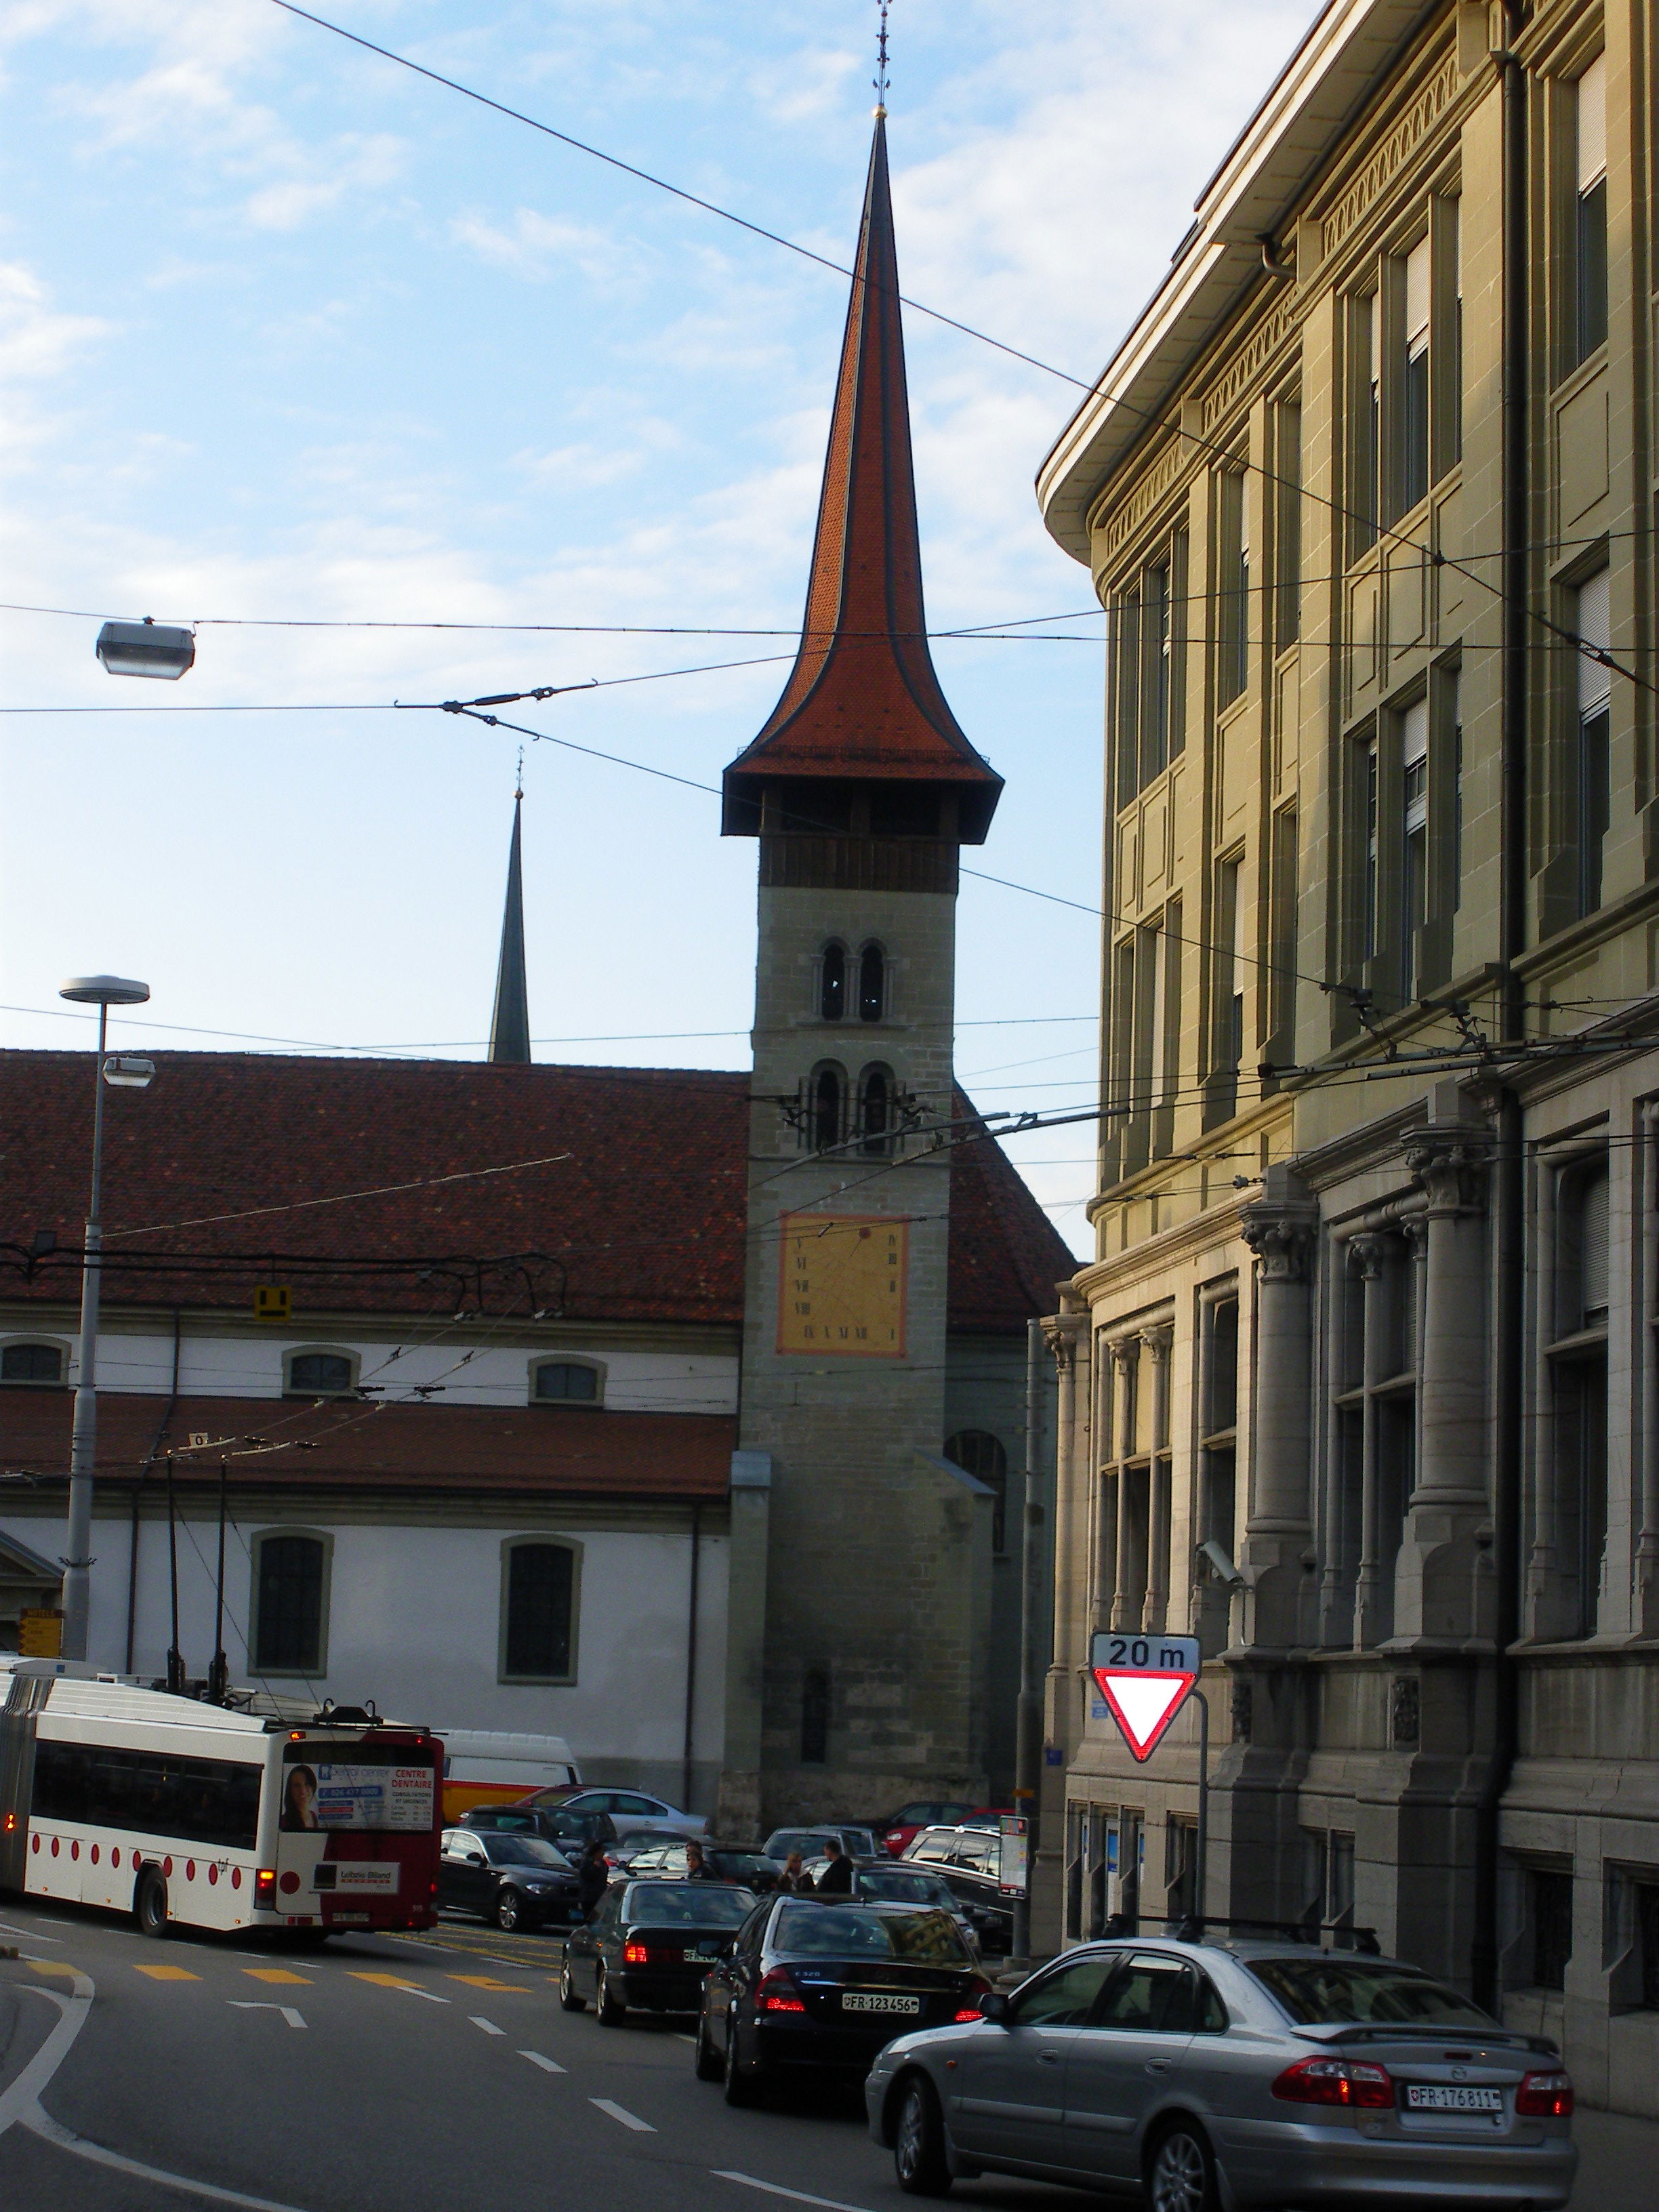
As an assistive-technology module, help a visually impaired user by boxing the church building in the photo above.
[0,113,1068,1830]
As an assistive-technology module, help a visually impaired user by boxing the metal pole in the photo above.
[61,1005,110,1661]
[1193,1688,1210,1931]
[209,1458,229,1704]
[1010,1317,1045,1961]
[165,1453,184,1693]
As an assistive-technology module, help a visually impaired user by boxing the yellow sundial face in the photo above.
[776,1212,909,1357]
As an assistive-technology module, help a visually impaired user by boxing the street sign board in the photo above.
[1089,1631,1202,1763]
[998,1815,1028,1896]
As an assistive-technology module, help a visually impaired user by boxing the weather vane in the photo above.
[874,0,890,115]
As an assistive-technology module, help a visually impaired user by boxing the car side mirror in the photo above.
[979,1990,1011,2025]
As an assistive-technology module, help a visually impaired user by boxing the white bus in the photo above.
[0,1660,443,1939]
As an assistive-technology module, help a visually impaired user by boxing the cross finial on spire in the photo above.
[874,0,889,116]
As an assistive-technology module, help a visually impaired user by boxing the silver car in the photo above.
[865,1936,1577,2209]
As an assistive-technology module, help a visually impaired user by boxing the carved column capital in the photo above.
[1404,1127,1490,1215]
[1240,1204,1318,1282]
[1399,1214,1429,1260]
[1044,1312,1087,1369]
[1347,1230,1393,1281]
[1138,1324,1174,1363]
[1105,1334,1139,1374]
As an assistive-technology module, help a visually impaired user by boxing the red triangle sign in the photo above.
[1091,1667,1197,1762]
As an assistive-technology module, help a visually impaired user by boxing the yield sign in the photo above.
[1089,1631,1201,1763]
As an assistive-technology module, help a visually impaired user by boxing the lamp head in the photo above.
[102,1055,155,1090]
[60,975,150,1007]
[95,619,194,680]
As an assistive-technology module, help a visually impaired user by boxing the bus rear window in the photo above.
[33,1739,260,1850]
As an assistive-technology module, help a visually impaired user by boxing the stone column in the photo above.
[1141,1326,1174,1632]
[1109,1337,1139,1630]
[1348,1232,1393,1649]
[1238,1170,1318,1650]
[1395,1116,1492,1641]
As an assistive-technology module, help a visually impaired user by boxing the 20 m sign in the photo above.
[1089,1631,1201,1763]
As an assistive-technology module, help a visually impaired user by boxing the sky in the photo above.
[0,0,1315,1255]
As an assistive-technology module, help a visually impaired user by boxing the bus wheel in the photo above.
[134,1868,169,1939]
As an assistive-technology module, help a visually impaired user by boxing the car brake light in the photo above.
[624,1942,682,1965]
[954,1976,994,2022]
[1517,2070,1574,2118]
[757,1967,805,2013]
[255,1869,276,1908]
[1272,2056,1394,2110]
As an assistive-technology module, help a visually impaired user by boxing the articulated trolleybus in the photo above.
[0,1660,443,1938]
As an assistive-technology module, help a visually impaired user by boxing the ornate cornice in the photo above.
[1319,50,1460,261]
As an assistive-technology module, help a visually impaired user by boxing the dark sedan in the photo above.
[436,1826,581,1931]
[560,1879,757,2025]
[695,1896,991,2104]
[459,1803,617,1850]
[626,1837,785,1889]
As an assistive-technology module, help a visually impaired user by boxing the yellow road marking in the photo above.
[244,1967,312,1985]
[447,1974,531,1992]
[28,1959,79,1977]
[348,1971,420,1990]
[132,1964,199,1982]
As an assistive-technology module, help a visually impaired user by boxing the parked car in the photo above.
[560,1878,757,2024]
[625,1838,785,1889]
[523,1785,707,1841]
[696,1895,991,2104]
[899,1826,1015,1952]
[436,1826,582,1931]
[762,1824,882,1866]
[459,1803,617,1851]
[812,1860,986,1956]
[872,1801,980,1859]
[865,1936,1578,2206]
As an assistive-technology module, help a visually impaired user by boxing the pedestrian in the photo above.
[815,1836,854,1895]
[684,1840,717,1881]
[778,1849,807,1893]
[577,1836,611,1920]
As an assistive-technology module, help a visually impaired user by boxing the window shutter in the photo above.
[1580,1171,1610,1324]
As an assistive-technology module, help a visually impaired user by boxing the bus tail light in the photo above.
[255,1869,276,1908]
[757,1967,806,2013]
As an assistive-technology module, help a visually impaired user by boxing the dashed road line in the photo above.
[468,2015,504,2035]
[590,2097,655,2133]
[243,1969,311,1986]
[711,2176,876,2212]
[0,1923,60,1942]
[133,1964,199,1982]
[228,2002,307,2030]
[447,1973,531,1992]
[518,2049,567,2073]
[346,1971,449,2002]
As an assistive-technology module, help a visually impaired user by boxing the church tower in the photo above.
[718,112,1003,1833]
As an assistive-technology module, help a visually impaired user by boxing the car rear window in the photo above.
[859,1871,949,1905]
[1248,1957,1495,2028]
[775,1904,970,1964]
[484,1835,567,1868]
[626,1883,756,1927]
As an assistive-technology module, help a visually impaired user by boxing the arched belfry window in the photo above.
[859,1063,895,1156]
[819,941,847,1021]
[809,1063,846,1153]
[858,942,886,1022]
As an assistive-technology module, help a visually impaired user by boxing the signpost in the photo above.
[1090,1630,1208,1926]
[997,1814,1028,1898]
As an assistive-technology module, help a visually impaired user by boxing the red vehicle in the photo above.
[875,1801,981,1858]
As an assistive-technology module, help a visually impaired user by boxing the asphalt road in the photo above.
[1,1897,1645,2211]
[0,1896,1103,2212]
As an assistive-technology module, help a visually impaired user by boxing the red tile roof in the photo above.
[0,1389,733,1498]
[0,1052,1070,1333]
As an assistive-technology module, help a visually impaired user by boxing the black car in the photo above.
[819,1859,985,1954]
[459,1803,617,1850]
[695,1895,991,2103]
[625,1838,783,1889]
[436,1826,581,1931]
[901,1825,1015,1950]
[560,1879,757,2025]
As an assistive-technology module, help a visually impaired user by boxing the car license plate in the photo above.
[329,1910,371,1925]
[1405,2085,1504,2112]
[842,1993,920,2014]
[691,1945,722,1959]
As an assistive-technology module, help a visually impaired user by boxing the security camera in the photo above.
[1197,1539,1246,1589]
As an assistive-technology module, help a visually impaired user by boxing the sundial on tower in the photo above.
[776,1214,909,1357]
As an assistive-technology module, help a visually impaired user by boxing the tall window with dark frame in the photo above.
[1268,811,1299,1048]
[1572,57,1608,367]
[858,1063,894,1157]
[1574,569,1612,915]
[254,1534,325,1674]
[945,1429,1009,1554]
[1273,400,1302,655]
[819,941,847,1021]
[1401,236,1431,514]
[1401,699,1429,1000]
[1551,1163,1610,1639]
[1195,1293,1239,1654]
[808,1063,844,1153]
[1529,1866,1574,1990]
[1216,469,1250,708]
[800,1668,830,1764]
[504,1542,575,1679]
[1351,293,1380,558]
[857,942,885,1021]
[1210,859,1245,1120]
[1109,532,1186,808]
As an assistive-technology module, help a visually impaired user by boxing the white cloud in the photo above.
[0,259,108,382]
[449,207,638,286]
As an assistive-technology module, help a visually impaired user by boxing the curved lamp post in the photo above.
[58,975,153,1663]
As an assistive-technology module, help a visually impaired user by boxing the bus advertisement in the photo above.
[0,1661,442,1938]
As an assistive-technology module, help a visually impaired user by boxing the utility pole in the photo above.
[1010,1317,1046,1961]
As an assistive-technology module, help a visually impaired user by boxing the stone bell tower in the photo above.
[716,112,1004,1835]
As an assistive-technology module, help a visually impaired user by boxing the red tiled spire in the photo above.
[722,116,1001,841]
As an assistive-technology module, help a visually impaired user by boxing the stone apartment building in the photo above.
[1034,0,1659,2114]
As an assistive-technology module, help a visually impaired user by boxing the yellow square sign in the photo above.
[18,1609,63,1658]
[254,1286,291,1323]
[777,1214,908,1357]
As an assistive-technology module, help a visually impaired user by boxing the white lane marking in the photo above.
[518,2049,567,2073]
[711,2176,876,2212]
[25,2108,314,2211]
[0,1923,61,1942]
[228,2002,306,2030]
[0,1975,94,2142]
[468,2015,504,2036]
[403,1987,449,2003]
[590,2097,655,2133]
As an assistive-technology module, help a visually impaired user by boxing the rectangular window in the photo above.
[1352,293,1380,557]
[1113,585,1143,810]
[1639,1882,1659,2009]
[254,1534,327,1675]
[1217,468,1250,708]
[32,1738,262,1850]
[1274,401,1302,653]
[1364,738,1380,962]
[1110,535,1187,807]
[1446,197,1463,468]
[1401,700,1429,999]
[1269,808,1298,1044]
[1402,237,1431,512]
[1576,568,1612,914]
[1574,58,1608,365]
[1158,903,1183,1148]
[1212,858,1245,1113]
[1450,671,1464,909]
[1144,559,1172,782]
[1530,1866,1574,1990]
[504,1542,575,1679]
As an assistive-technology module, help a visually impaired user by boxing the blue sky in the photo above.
[0,0,1313,1253]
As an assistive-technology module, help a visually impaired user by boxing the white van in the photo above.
[436,1730,580,1822]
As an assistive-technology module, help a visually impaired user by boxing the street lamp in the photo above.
[94,619,195,680]
[58,973,152,1664]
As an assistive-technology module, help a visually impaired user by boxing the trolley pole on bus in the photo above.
[58,975,152,1664]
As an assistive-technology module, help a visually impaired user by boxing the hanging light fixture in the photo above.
[95,617,195,680]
